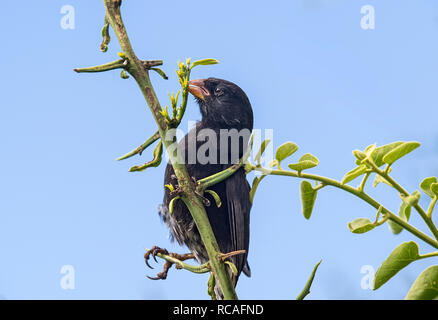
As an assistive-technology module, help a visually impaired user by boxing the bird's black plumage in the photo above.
[158,78,253,297]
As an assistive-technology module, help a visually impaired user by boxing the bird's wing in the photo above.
[224,166,252,279]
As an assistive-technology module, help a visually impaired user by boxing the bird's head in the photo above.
[188,78,253,131]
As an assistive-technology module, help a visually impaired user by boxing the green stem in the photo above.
[427,197,437,219]
[116,131,160,161]
[253,166,438,249]
[358,172,370,192]
[196,139,253,192]
[198,163,242,191]
[296,260,322,300]
[418,251,438,260]
[102,0,237,299]
[150,249,210,274]
[74,59,126,73]
[368,162,438,241]
[176,69,190,124]
[207,273,217,300]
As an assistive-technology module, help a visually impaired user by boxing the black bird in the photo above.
[153,78,253,298]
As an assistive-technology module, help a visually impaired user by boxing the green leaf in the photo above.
[300,181,317,220]
[399,202,412,222]
[387,220,403,235]
[431,183,438,197]
[369,142,404,167]
[373,242,420,290]
[364,143,377,157]
[254,139,271,164]
[420,177,437,197]
[356,142,404,167]
[191,58,220,68]
[300,153,319,163]
[275,142,298,165]
[353,144,376,164]
[347,218,375,234]
[288,153,319,172]
[249,175,266,204]
[405,266,438,300]
[288,161,318,172]
[342,165,367,185]
[382,141,420,165]
[388,202,412,235]
[353,150,367,161]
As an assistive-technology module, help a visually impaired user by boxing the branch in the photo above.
[74,59,126,73]
[74,59,163,74]
[251,165,438,249]
[142,60,164,68]
[98,0,237,299]
[116,131,160,161]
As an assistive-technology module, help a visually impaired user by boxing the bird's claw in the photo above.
[145,247,195,280]
[147,262,171,280]
[144,246,169,269]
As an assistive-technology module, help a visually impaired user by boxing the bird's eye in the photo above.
[215,87,224,96]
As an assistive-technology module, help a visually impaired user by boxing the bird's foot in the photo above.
[144,246,195,280]
[144,246,169,270]
[147,261,172,280]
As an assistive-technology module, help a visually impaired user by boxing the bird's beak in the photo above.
[188,79,209,101]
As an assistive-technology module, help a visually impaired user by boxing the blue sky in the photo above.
[1,0,438,299]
